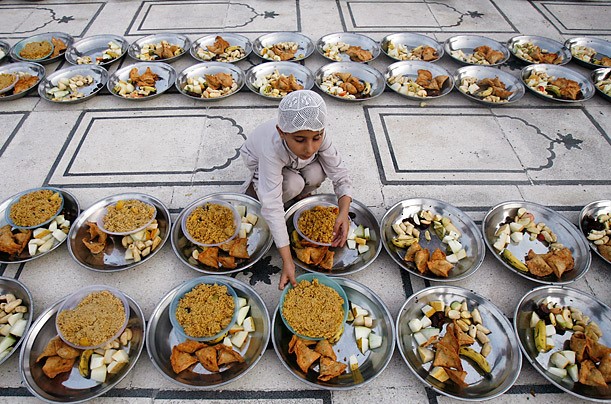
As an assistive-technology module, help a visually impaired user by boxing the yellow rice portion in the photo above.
[185,203,236,244]
[102,199,155,233]
[175,283,235,337]
[9,189,62,227]
[297,205,338,244]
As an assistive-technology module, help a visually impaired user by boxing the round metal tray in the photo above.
[190,33,252,63]
[0,276,33,367]
[380,33,443,62]
[579,199,611,266]
[38,65,109,104]
[0,189,79,264]
[316,33,380,63]
[65,34,128,67]
[564,37,611,70]
[592,67,611,102]
[397,286,522,400]
[19,291,145,403]
[0,62,45,101]
[272,277,395,390]
[245,61,314,100]
[176,62,245,101]
[445,35,510,66]
[315,62,385,102]
[67,193,170,272]
[380,198,485,282]
[146,275,270,389]
[128,33,190,63]
[482,200,591,284]
[454,65,525,105]
[171,193,272,274]
[107,62,176,101]
[521,64,595,103]
[514,285,611,402]
[508,35,571,66]
[10,32,74,64]
[284,194,382,276]
[253,32,314,62]
[385,60,454,100]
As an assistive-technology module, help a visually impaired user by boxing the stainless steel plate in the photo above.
[253,32,314,62]
[315,62,385,102]
[176,62,245,101]
[19,292,145,403]
[381,33,443,62]
[128,33,190,63]
[190,33,252,63]
[272,277,395,390]
[508,35,571,66]
[0,189,79,264]
[0,40,10,63]
[397,286,522,401]
[316,33,381,63]
[565,37,611,69]
[454,65,525,105]
[445,35,510,66]
[579,200,611,266]
[385,61,454,100]
[171,193,272,274]
[514,285,611,402]
[245,61,314,100]
[146,276,270,389]
[521,64,595,103]
[65,34,128,67]
[10,32,74,64]
[284,195,382,276]
[380,198,485,282]
[38,65,108,103]
[482,200,591,284]
[592,67,611,102]
[0,277,33,367]
[67,193,170,272]
[0,62,45,101]
[107,62,176,100]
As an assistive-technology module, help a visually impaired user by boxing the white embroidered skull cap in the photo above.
[277,90,327,133]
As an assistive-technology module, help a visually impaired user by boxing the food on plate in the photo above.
[196,36,246,62]
[174,283,235,338]
[390,209,467,277]
[185,203,237,245]
[82,221,108,254]
[102,199,155,234]
[51,37,67,58]
[19,40,53,60]
[0,292,29,361]
[183,72,239,98]
[291,230,335,270]
[9,189,62,228]
[595,71,611,97]
[0,225,31,256]
[36,328,132,380]
[170,297,255,374]
[113,67,160,98]
[513,42,562,64]
[251,69,304,98]
[46,74,95,101]
[26,215,70,256]
[320,72,372,100]
[298,205,338,244]
[282,278,345,340]
[492,207,575,278]
[524,70,582,100]
[136,40,183,61]
[386,41,439,61]
[0,73,15,92]
[570,45,611,66]
[76,41,122,64]
[528,297,610,387]
[459,76,514,103]
[322,42,373,62]
[409,298,492,387]
[11,73,38,95]
[451,45,505,65]
[56,290,126,348]
[388,69,449,98]
[582,211,611,261]
[260,41,302,61]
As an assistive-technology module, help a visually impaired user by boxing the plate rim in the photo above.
[175,62,245,101]
[578,199,611,266]
[385,60,454,100]
[0,276,34,367]
[314,61,385,102]
[10,32,74,65]
[520,63,595,103]
[37,64,109,103]
[65,34,128,67]
[252,31,315,62]
[444,34,510,67]
[453,64,526,105]
[127,33,191,63]
[106,61,176,100]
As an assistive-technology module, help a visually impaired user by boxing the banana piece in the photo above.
[391,238,417,249]
[459,347,491,374]
[534,319,548,353]
[79,349,94,377]
[501,249,528,272]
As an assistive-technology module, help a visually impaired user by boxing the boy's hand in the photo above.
[278,245,297,290]
[332,195,352,247]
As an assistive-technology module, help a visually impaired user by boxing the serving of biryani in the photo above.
[102,199,155,233]
[175,283,235,338]
[185,203,236,245]
[297,205,339,244]
[9,189,62,228]
[282,278,345,340]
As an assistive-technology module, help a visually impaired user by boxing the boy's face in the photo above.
[277,125,324,160]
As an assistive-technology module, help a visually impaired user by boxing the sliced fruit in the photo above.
[459,347,491,374]
[369,333,382,349]
[417,346,434,363]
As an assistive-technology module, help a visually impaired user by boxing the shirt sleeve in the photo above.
[317,135,353,200]
[257,151,292,249]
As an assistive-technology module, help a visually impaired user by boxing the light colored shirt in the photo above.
[240,119,353,248]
